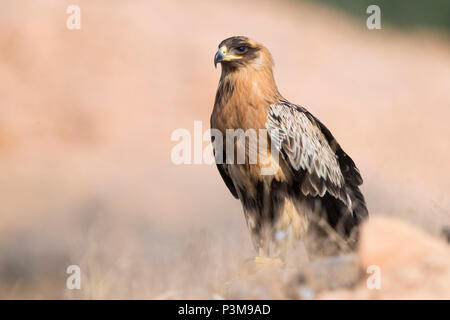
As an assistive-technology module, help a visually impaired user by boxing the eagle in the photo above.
[211,36,368,263]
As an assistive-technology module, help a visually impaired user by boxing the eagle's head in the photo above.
[214,36,273,72]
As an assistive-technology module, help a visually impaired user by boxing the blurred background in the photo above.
[0,0,449,299]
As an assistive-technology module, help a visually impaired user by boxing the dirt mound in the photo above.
[204,217,450,300]
[321,217,450,299]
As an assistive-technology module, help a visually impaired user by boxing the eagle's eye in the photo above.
[236,46,247,54]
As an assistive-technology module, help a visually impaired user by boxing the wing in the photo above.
[216,163,238,199]
[266,102,354,210]
[212,136,238,199]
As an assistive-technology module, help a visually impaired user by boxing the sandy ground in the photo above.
[0,0,449,299]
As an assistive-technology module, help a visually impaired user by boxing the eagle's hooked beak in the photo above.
[214,46,227,68]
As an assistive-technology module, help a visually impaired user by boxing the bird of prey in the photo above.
[211,36,368,262]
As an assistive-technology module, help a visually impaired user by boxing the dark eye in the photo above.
[236,46,247,53]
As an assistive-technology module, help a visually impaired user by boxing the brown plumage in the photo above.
[211,36,368,258]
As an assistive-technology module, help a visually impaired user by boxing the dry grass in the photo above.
[0,0,449,299]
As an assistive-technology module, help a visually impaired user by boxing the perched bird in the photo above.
[211,36,368,262]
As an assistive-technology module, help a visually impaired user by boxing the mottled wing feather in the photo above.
[267,103,351,208]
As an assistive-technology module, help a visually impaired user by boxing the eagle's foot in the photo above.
[254,256,284,268]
